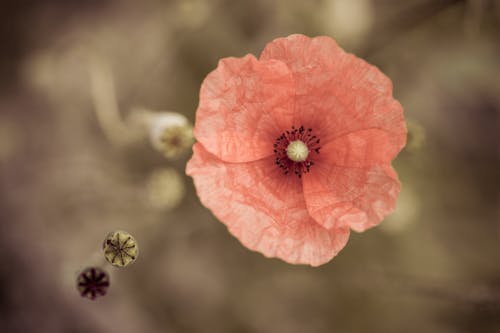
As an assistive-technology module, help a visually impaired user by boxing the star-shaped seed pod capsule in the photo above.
[77,267,110,300]
[102,230,138,268]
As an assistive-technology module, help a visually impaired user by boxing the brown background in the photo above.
[0,0,499,332]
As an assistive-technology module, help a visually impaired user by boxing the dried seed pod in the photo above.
[77,267,110,300]
[102,230,138,268]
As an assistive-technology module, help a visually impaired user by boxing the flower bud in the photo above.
[146,167,185,210]
[148,112,194,159]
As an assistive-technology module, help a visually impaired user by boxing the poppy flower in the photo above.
[186,34,406,266]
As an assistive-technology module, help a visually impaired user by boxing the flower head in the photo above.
[186,34,406,266]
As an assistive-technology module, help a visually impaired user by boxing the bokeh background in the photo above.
[1,0,499,332]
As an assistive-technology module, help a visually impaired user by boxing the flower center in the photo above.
[287,140,309,162]
[273,125,321,178]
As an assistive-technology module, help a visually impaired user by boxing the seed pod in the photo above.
[128,108,194,159]
[77,267,110,300]
[405,120,426,152]
[148,112,194,159]
[102,230,139,268]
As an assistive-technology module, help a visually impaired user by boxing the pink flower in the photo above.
[186,34,406,266]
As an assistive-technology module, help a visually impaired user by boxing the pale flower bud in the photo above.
[129,108,194,159]
[146,167,185,210]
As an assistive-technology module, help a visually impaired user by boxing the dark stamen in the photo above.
[273,125,321,178]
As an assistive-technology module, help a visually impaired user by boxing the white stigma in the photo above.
[286,140,309,162]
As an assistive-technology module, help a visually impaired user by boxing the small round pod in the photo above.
[149,112,194,159]
[147,167,186,210]
[128,108,194,159]
[77,267,110,300]
[405,119,426,152]
[102,230,139,268]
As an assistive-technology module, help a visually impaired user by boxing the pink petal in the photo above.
[194,54,295,163]
[262,34,405,232]
[302,138,400,232]
[186,143,350,266]
[260,34,406,146]
[322,128,404,168]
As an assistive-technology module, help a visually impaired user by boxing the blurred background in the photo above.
[0,0,499,332]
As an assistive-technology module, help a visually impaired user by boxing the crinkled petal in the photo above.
[260,34,406,146]
[321,128,404,169]
[194,54,295,163]
[302,136,400,232]
[186,143,350,266]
